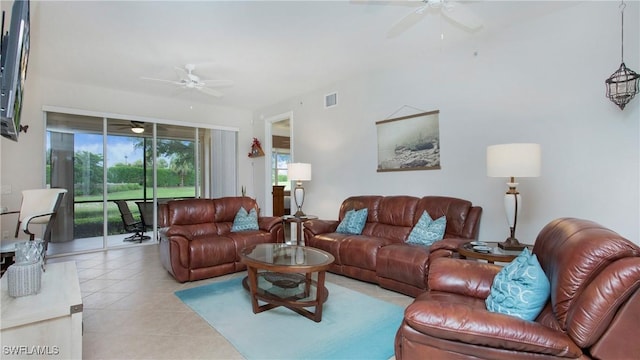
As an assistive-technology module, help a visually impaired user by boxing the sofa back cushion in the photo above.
[338,196,382,223]
[532,218,640,347]
[213,197,260,223]
[167,199,216,225]
[415,196,476,239]
[337,195,481,243]
[165,197,261,236]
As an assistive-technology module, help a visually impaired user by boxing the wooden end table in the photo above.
[458,241,529,264]
[240,243,334,322]
[282,215,318,245]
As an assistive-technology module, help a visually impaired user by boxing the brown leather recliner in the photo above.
[395,218,640,359]
[159,197,284,282]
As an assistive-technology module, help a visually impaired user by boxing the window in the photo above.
[44,110,237,255]
[272,149,290,190]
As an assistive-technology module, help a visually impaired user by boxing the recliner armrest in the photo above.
[428,257,502,299]
[302,219,338,236]
[258,216,282,231]
[404,300,583,357]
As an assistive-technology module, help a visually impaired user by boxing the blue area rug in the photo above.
[174,276,404,360]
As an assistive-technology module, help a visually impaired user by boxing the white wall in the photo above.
[254,2,640,245]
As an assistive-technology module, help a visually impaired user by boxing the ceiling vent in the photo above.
[324,92,337,108]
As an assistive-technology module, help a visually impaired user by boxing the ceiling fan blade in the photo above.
[141,77,182,86]
[174,65,189,74]
[198,87,224,98]
[387,6,428,38]
[200,79,234,88]
[441,2,483,31]
[352,0,424,8]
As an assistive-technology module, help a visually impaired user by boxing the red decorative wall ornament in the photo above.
[248,137,265,158]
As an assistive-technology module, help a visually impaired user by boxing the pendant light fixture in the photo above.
[605,1,639,110]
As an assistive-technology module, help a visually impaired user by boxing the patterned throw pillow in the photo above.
[231,207,259,232]
[336,208,368,235]
[485,248,550,321]
[406,211,446,246]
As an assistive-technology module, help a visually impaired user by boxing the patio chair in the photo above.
[135,201,154,230]
[114,200,150,243]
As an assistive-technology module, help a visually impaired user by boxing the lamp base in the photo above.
[293,209,306,218]
[498,237,526,251]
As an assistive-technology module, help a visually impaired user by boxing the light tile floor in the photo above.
[47,245,414,359]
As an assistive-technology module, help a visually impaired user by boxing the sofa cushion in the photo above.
[486,248,550,321]
[336,208,368,235]
[406,211,446,246]
[231,208,259,232]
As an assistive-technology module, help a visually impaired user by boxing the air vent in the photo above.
[324,92,337,108]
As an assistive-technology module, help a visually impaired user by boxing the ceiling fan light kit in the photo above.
[131,121,145,134]
[605,1,639,110]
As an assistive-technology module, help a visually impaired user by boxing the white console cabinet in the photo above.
[1,261,82,359]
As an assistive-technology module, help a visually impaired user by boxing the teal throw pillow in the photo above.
[231,207,259,232]
[485,248,550,321]
[406,211,446,246]
[336,208,368,235]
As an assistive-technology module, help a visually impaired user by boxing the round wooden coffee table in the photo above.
[239,243,335,322]
[458,241,527,264]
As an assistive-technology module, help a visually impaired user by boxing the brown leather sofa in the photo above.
[303,195,482,297]
[395,218,640,360]
[159,197,284,282]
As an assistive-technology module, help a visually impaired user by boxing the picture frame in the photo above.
[376,110,440,172]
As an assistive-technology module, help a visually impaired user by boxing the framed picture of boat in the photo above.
[376,110,440,172]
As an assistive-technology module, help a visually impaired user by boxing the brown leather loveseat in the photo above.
[395,218,640,359]
[159,197,284,282]
[303,195,482,297]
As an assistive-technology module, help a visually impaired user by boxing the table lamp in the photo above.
[487,143,541,250]
[288,163,312,217]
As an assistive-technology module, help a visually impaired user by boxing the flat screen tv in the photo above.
[1,0,30,142]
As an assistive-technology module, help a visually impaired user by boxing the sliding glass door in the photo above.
[45,110,237,256]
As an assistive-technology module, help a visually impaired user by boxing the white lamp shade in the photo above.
[487,143,541,178]
[288,163,312,181]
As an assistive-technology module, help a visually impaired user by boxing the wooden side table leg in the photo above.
[247,266,260,313]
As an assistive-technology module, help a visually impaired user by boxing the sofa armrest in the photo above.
[258,216,282,231]
[303,219,338,236]
[428,257,502,299]
[403,301,583,357]
[431,237,470,252]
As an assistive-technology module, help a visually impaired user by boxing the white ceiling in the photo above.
[26,1,579,111]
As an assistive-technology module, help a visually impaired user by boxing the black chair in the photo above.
[114,200,150,243]
[135,201,154,231]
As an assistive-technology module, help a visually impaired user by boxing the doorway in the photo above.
[264,112,293,218]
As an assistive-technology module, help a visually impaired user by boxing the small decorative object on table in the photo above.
[7,241,45,297]
[458,241,528,264]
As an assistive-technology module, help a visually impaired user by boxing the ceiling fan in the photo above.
[382,0,483,38]
[141,64,234,98]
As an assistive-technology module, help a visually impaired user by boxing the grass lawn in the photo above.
[73,187,197,237]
